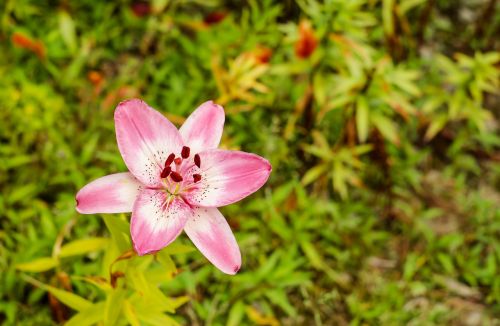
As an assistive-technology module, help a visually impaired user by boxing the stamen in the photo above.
[160,166,171,178]
[174,157,182,165]
[181,146,190,159]
[194,154,201,168]
[165,153,175,166]
[170,171,183,182]
[193,174,202,183]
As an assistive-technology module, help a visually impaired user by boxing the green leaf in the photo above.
[300,241,324,270]
[22,275,92,311]
[58,11,77,54]
[400,0,426,14]
[227,300,246,326]
[59,237,108,258]
[437,253,455,274]
[424,114,448,141]
[103,215,131,252]
[65,302,106,326]
[356,96,370,142]
[265,289,297,317]
[16,257,59,272]
[302,164,328,186]
[333,160,348,199]
[371,113,400,145]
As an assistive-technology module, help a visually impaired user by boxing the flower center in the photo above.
[159,146,202,197]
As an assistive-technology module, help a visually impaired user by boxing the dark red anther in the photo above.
[170,171,183,182]
[193,174,202,183]
[174,157,182,165]
[165,153,175,167]
[194,154,201,168]
[181,146,190,159]
[160,166,171,178]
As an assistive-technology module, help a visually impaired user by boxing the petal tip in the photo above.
[75,196,82,213]
[132,239,152,256]
[200,100,224,113]
[220,264,241,275]
[114,98,145,118]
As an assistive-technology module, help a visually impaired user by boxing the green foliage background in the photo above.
[1,0,499,325]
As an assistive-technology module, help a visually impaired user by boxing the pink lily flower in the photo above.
[76,100,271,274]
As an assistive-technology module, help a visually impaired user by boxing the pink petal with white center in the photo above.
[183,149,271,207]
[184,208,241,274]
[131,188,192,255]
[115,99,184,187]
[76,172,142,214]
[179,101,225,154]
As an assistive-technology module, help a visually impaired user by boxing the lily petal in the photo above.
[115,99,183,187]
[131,188,192,255]
[76,173,142,214]
[179,101,225,154]
[184,149,271,207]
[184,208,241,274]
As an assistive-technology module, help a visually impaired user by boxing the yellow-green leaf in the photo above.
[356,96,370,142]
[424,114,448,141]
[302,164,329,186]
[59,237,108,258]
[371,113,400,145]
[104,288,126,326]
[162,242,195,255]
[123,300,141,326]
[22,275,92,311]
[65,302,105,326]
[16,257,59,272]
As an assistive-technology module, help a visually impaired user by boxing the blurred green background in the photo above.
[1,0,499,325]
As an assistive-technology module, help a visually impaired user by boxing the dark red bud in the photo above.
[160,166,171,178]
[165,153,175,166]
[174,157,182,165]
[170,171,183,182]
[194,154,201,168]
[181,146,190,159]
[204,11,227,25]
[193,174,202,183]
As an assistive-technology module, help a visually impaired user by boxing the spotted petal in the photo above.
[131,188,192,255]
[184,149,272,207]
[76,172,142,214]
[115,99,184,187]
[184,208,241,274]
[179,101,225,154]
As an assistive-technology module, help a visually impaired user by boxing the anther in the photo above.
[174,157,182,165]
[165,153,175,166]
[181,146,190,159]
[194,154,201,168]
[160,166,171,178]
[193,174,202,183]
[170,171,183,182]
